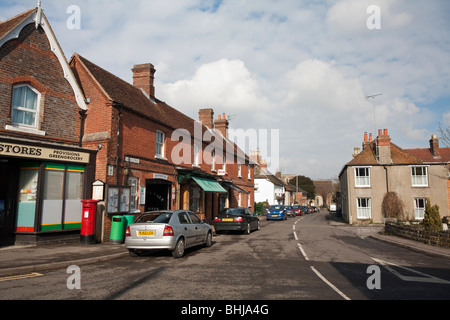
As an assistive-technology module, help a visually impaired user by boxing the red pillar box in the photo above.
[80,199,99,245]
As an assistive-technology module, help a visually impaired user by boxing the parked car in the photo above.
[301,206,310,215]
[284,205,295,217]
[267,205,287,220]
[214,208,260,234]
[293,205,303,216]
[125,210,212,258]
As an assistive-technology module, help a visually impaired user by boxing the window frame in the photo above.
[11,84,41,128]
[354,167,371,187]
[414,198,427,220]
[411,166,428,187]
[356,197,371,219]
[155,130,165,159]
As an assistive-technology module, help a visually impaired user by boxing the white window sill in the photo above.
[5,125,45,136]
[155,155,168,161]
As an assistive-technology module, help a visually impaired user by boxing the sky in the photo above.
[1,0,449,180]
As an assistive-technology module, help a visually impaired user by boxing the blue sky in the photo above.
[1,0,449,179]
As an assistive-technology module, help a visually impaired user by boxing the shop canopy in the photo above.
[192,176,227,193]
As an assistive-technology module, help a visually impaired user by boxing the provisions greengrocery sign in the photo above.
[0,142,90,163]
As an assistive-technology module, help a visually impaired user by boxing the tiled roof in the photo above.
[406,147,450,163]
[0,8,36,41]
[346,140,422,166]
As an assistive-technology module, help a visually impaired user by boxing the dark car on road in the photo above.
[284,205,295,217]
[301,206,310,215]
[214,208,260,234]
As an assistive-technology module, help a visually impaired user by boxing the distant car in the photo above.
[284,205,295,217]
[293,205,303,216]
[125,210,212,258]
[301,206,310,215]
[267,205,287,220]
[214,208,260,234]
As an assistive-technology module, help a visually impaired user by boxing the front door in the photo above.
[0,161,16,246]
[145,179,171,212]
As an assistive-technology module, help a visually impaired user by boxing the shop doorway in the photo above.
[145,179,171,212]
[0,161,17,246]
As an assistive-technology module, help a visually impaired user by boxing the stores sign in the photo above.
[0,142,90,163]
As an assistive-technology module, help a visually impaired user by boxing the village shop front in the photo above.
[0,137,96,245]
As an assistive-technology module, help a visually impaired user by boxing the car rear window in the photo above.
[270,206,283,210]
[135,212,172,223]
[220,208,244,215]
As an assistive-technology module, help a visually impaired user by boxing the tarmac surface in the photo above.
[0,213,449,277]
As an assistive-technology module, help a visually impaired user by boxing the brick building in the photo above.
[70,54,255,242]
[0,7,97,245]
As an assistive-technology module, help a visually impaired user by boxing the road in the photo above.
[1,211,450,303]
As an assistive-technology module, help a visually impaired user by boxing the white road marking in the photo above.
[311,266,351,300]
[297,243,309,261]
[0,272,44,282]
[294,231,298,241]
[371,257,450,285]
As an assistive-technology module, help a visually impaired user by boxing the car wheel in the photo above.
[205,232,213,247]
[172,238,185,258]
[244,223,251,234]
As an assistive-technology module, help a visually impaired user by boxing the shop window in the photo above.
[11,85,40,128]
[41,163,84,231]
[16,163,39,232]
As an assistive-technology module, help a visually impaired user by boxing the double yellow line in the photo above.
[0,273,44,282]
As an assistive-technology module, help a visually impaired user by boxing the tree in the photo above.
[423,199,441,232]
[288,175,316,200]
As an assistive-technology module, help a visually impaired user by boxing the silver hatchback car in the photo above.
[125,210,213,258]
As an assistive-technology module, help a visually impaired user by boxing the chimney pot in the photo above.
[364,132,368,142]
[384,129,388,136]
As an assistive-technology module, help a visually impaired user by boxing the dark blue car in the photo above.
[267,205,287,220]
[284,205,295,217]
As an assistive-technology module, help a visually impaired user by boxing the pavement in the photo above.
[0,213,449,277]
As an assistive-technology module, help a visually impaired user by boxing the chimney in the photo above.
[353,147,361,158]
[214,113,229,138]
[199,108,214,129]
[377,128,391,164]
[429,134,441,158]
[275,170,282,179]
[132,63,156,99]
[363,132,372,150]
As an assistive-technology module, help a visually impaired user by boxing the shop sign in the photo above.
[0,142,90,163]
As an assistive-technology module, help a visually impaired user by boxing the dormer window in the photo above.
[11,84,40,128]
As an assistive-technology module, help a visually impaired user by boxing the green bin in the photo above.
[124,215,135,228]
[110,216,126,244]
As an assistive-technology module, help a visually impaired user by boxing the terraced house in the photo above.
[339,129,450,225]
[70,55,255,242]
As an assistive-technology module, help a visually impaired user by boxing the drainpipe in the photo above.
[78,109,87,147]
[113,103,123,185]
[383,165,389,193]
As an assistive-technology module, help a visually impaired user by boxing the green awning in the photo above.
[192,176,227,193]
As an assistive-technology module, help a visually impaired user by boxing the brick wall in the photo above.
[385,223,450,248]
[0,24,80,144]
